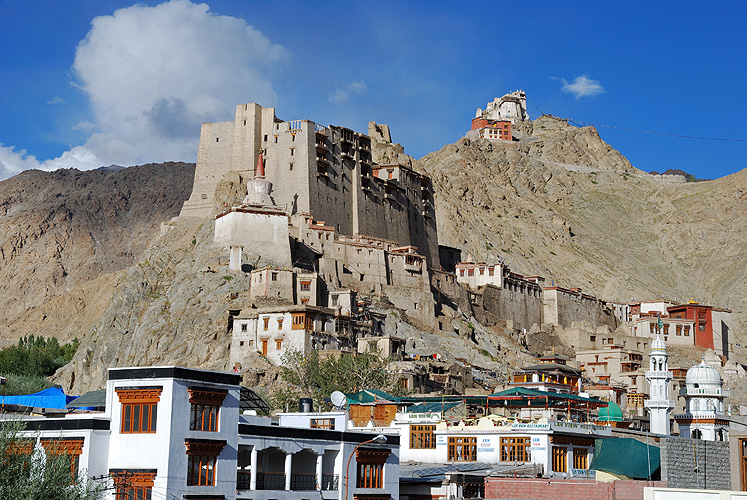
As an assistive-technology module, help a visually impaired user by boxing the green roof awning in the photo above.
[346,389,396,404]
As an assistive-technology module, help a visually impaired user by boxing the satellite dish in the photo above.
[330,391,347,409]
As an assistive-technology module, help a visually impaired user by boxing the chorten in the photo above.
[243,152,274,207]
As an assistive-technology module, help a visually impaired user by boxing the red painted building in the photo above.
[667,303,713,349]
[470,118,512,141]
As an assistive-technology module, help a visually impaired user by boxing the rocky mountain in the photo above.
[417,116,747,350]
[0,162,195,346]
[2,117,746,396]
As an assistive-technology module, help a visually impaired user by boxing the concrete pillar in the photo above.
[316,453,323,490]
[250,447,257,490]
[285,452,292,490]
[229,245,243,272]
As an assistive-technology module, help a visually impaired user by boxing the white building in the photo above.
[347,406,610,479]
[675,359,730,441]
[3,366,400,500]
[644,335,675,435]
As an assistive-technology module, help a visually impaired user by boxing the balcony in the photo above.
[321,474,339,491]
[257,472,285,490]
[290,473,317,490]
[316,154,329,164]
[237,471,251,490]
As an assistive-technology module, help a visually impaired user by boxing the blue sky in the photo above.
[1,0,745,180]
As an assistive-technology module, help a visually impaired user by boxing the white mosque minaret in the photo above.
[645,333,675,435]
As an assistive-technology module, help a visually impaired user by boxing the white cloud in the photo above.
[329,80,367,104]
[559,75,605,99]
[0,0,288,181]
[47,96,65,105]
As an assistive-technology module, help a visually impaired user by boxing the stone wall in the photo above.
[431,270,473,316]
[659,435,731,490]
[474,284,543,331]
[543,288,618,330]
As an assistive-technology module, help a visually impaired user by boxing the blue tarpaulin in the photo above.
[1,387,78,409]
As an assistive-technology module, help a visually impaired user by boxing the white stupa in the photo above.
[675,358,730,441]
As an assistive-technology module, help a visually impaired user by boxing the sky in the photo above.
[0,0,745,181]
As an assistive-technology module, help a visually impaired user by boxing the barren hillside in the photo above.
[417,116,747,354]
[0,162,195,345]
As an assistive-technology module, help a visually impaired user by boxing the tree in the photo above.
[0,420,104,500]
[271,348,405,411]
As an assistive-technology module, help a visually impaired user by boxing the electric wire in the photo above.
[529,106,746,142]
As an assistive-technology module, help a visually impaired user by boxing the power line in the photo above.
[529,106,747,142]
[568,117,747,142]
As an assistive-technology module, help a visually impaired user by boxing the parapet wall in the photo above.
[484,477,666,500]
[544,287,619,330]
[474,284,543,331]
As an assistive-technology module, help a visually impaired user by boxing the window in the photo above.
[311,418,335,429]
[410,425,436,449]
[467,268,474,277]
[187,455,217,486]
[292,313,305,330]
[459,269,465,277]
[500,437,530,462]
[241,323,248,332]
[271,272,278,281]
[552,446,567,472]
[300,298,309,305]
[300,281,311,292]
[275,339,283,350]
[448,437,477,462]
[356,448,390,489]
[117,388,161,434]
[277,318,284,329]
[185,440,226,487]
[112,470,156,500]
[676,324,682,336]
[573,448,588,469]
[663,324,669,335]
[740,439,747,490]
[188,388,227,432]
[684,325,690,336]
[40,438,84,480]
[263,317,270,331]
[650,323,655,334]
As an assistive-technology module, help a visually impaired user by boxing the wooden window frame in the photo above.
[300,281,311,292]
[185,440,226,487]
[500,436,530,462]
[188,388,226,432]
[292,313,305,330]
[116,388,162,434]
[41,438,84,480]
[740,438,747,491]
[552,446,568,472]
[275,338,283,350]
[409,425,436,449]
[311,418,335,430]
[356,448,390,489]
[112,470,156,500]
[263,317,270,331]
[447,436,477,462]
[573,447,589,470]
